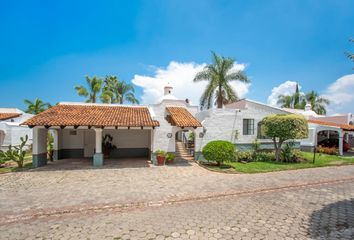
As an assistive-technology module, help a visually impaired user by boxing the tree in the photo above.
[305,90,330,115]
[194,52,249,109]
[277,94,293,108]
[345,38,353,70]
[202,140,235,166]
[116,81,139,104]
[101,75,119,104]
[75,76,103,103]
[261,114,308,162]
[24,98,51,114]
[0,135,28,168]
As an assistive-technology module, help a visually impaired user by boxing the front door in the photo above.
[84,130,95,157]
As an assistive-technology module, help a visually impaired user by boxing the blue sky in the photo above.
[0,0,353,114]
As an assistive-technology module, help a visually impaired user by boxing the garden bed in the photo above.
[200,152,354,174]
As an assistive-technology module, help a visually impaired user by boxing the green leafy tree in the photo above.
[24,98,51,114]
[305,90,330,115]
[0,135,28,168]
[194,52,250,109]
[261,114,308,162]
[75,76,103,103]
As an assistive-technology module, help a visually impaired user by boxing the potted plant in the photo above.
[165,153,175,165]
[155,150,166,165]
[102,134,116,158]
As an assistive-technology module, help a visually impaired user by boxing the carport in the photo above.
[22,103,159,167]
[301,119,354,155]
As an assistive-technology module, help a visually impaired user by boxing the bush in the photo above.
[155,150,166,157]
[236,151,253,162]
[202,140,235,165]
[236,151,275,162]
[0,135,28,168]
[166,153,175,162]
[317,146,338,155]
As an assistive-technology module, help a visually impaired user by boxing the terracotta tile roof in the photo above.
[22,104,159,127]
[166,107,202,128]
[308,119,354,131]
[0,113,21,121]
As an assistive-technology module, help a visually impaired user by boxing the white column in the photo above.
[32,127,48,167]
[95,128,102,153]
[338,130,343,156]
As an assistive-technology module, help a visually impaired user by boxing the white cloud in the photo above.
[267,81,301,106]
[132,61,249,105]
[323,74,354,114]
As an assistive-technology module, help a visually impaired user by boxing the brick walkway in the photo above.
[1,159,354,239]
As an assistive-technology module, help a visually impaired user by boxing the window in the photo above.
[69,130,77,136]
[243,119,254,135]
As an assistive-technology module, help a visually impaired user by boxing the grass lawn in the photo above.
[0,152,33,174]
[204,152,354,174]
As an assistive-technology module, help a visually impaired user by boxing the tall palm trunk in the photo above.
[217,85,223,108]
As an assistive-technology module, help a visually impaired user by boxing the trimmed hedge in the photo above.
[202,140,235,165]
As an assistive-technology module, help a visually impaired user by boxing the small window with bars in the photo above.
[243,119,254,135]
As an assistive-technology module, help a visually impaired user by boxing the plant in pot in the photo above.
[155,150,166,166]
[165,153,175,165]
[102,134,116,158]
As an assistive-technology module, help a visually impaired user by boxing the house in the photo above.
[22,86,204,167]
[0,108,34,150]
[195,99,297,155]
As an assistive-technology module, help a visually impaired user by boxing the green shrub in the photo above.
[155,150,166,157]
[255,151,275,162]
[202,140,235,165]
[0,135,28,168]
[236,151,253,162]
[166,153,175,162]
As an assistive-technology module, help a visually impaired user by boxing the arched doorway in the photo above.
[175,129,195,161]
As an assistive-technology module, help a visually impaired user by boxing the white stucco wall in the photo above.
[150,99,203,153]
[103,129,151,148]
[195,100,291,150]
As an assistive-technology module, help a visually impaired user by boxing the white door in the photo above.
[84,130,95,157]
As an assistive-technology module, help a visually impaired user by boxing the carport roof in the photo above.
[308,119,354,131]
[166,106,202,128]
[22,104,160,128]
[0,113,21,121]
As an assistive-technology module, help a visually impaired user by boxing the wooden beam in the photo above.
[128,126,130,130]
[60,125,66,129]
[44,125,51,129]
[88,126,92,129]
[115,126,118,130]
[29,125,35,129]
[74,125,79,129]
[141,126,143,130]
[101,126,104,129]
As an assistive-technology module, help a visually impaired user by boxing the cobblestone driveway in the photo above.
[1,159,354,239]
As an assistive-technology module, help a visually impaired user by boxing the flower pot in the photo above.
[156,155,165,165]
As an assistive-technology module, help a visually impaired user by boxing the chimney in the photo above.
[164,85,173,96]
[305,103,312,111]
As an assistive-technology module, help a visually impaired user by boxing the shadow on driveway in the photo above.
[309,198,354,239]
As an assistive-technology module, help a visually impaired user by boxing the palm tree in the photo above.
[305,90,330,115]
[116,81,139,104]
[277,94,293,108]
[194,52,249,109]
[24,98,50,114]
[101,75,119,104]
[75,76,103,103]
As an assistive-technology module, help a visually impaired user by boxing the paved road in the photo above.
[1,159,354,239]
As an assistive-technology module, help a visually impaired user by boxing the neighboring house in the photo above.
[195,99,297,154]
[283,105,354,155]
[0,108,34,151]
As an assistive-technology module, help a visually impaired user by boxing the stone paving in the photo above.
[1,177,354,239]
[1,159,354,239]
